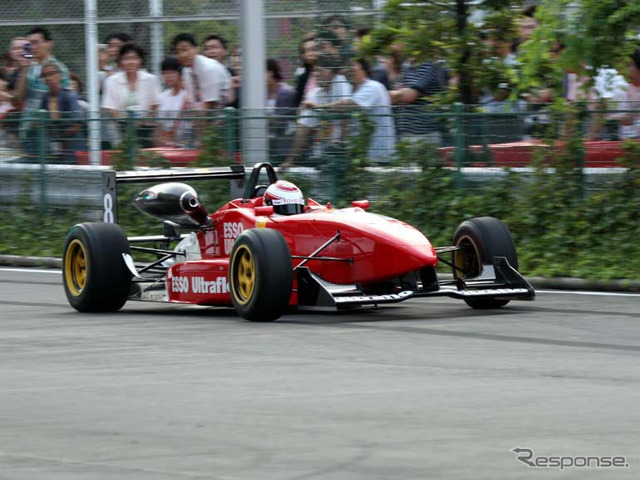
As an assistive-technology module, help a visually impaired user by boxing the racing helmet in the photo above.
[264,180,305,215]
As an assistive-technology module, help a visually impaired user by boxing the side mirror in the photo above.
[352,200,370,210]
[255,205,274,216]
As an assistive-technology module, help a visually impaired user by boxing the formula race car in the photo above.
[62,163,534,320]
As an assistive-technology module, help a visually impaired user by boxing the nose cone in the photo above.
[341,209,438,281]
[369,218,438,275]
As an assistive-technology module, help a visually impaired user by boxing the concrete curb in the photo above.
[527,276,640,293]
[0,255,62,269]
[1,255,639,293]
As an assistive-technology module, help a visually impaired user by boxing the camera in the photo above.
[23,42,33,59]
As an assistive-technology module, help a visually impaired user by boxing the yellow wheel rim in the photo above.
[232,245,255,305]
[453,236,480,280]
[65,239,88,296]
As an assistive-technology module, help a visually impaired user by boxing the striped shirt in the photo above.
[395,62,446,135]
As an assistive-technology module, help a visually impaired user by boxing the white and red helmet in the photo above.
[264,180,305,215]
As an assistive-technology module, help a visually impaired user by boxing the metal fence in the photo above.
[0,0,377,81]
[0,104,636,211]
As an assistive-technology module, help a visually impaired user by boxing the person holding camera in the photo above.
[15,27,70,161]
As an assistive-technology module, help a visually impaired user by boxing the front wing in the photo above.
[296,257,535,308]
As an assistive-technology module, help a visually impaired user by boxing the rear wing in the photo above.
[101,165,245,223]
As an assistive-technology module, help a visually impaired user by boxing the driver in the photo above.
[263,180,305,215]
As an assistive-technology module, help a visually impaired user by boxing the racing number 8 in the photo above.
[103,193,114,223]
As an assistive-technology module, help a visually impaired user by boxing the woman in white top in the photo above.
[156,56,189,146]
[102,43,161,148]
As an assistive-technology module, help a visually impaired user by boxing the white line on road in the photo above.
[0,268,61,274]
[1,268,638,297]
[537,289,640,298]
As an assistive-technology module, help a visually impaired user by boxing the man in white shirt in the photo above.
[612,49,640,139]
[281,54,352,168]
[312,58,396,161]
[172,33,230,110]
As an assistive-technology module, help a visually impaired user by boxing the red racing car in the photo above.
[62,163,534,320]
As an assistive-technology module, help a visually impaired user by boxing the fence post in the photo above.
[37,110,48,209]
[453,102,465,189]
[224,106,235,162]
[126,110,136,168]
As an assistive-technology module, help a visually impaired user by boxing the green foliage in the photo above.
[360,0,524,104]
[3,106,640,281]
[520,0,640,95]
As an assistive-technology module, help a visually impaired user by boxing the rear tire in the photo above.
[62,222,132,312]
[452,217,518,309]
[229,229,293,321]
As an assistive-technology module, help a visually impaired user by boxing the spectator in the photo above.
[611,48,640,139]
[39,61,85,163]
[266,58,296,164]
[389,53,447,143]
[294,34,318,107]
[0,71,14,116]
[323,14,354,65]
[282,54,352,168]
[353,27,390,89]
[230,44,242,79]
[102,43,161,148]
[202,34,238,107]
[15,27,70,160]
[5,37,28,94]
[316,30,342,60]
[97,43,110,93]
[386,42,408,90]
[156,57,189,146]
[202,34,227,64]
[69,72,89,113]
[172,33,230,110]
[313,58,396,162]
[0,70,16,145]
[104,32,132,75]
[517,5,539,46]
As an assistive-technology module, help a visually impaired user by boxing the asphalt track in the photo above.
[1,268,639,480]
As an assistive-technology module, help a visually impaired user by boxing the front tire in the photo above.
[229,229,293,321]
[452,216,518,309]
[62,222,132,312]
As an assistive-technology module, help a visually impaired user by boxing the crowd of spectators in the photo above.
[2,7,640,166]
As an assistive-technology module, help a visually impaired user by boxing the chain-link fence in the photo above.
[0,0,378,81]
[0,104,636,207]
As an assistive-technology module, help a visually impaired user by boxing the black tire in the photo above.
[62,222,132,312]
[229,229,293,321]
[452,216,518,309]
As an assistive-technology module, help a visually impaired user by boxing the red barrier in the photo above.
[439,140,630,168]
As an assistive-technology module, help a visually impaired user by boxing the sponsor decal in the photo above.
[223,222,244,255]
[256,217,267,228]
[170,276,229,294]
[171,276,189,293]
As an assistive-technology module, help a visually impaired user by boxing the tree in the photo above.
[360,0,524,104]
[519,0,640,96]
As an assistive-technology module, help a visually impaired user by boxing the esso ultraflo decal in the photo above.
[223,222,244,254]
[171,276,229,294]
